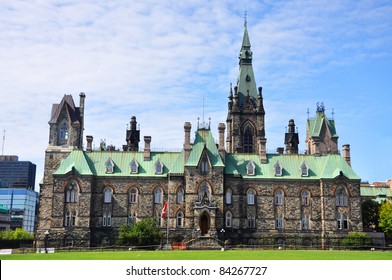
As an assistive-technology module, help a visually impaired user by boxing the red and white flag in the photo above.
[161,202,168,218]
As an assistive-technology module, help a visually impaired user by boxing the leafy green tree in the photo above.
[379,199,392,238]
[0,228,34,240]
[118,218,164,247]
[361,199,381,231]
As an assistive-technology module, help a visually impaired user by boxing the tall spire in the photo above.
[237,17,257,110]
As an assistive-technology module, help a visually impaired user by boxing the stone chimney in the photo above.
[218,123,226,161]
[79,92,86,149]
[184,122,192,163]
[258,139,267,163]
[342,144,351,166]
[86,135,93,152]
[144,136,151,161]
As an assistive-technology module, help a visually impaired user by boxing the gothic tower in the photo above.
[226,21,267,162]
[37,93,85,246]
[306,103,339,155]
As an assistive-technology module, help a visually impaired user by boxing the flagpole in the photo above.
[166,172,170,249]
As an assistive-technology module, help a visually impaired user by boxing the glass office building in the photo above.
[0,156,38,234]
[0,156,36,190]
[0,189,38,234]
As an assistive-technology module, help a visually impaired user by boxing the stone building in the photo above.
[36,23,362,248]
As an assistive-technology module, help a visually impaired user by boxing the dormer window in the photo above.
[105,158,114,174]
[274,162,282,176]
[246,160,256,176]
[300,161,308,177]
[155,159,163,174]
[130,159,139,174]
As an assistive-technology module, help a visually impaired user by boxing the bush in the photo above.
[341,232,371,249]
[117,218,164,247]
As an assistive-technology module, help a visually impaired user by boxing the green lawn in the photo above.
[1,249,391,260]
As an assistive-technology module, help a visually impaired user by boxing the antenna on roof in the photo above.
[202,97,205,126]
[2,129,5,156]
[306,108,309,119]
[332,108,335,119]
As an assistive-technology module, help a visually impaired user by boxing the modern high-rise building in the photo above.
[0,156,38,234]
[0,156,36,190]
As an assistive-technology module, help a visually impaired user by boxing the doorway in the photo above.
[199,212,210,236]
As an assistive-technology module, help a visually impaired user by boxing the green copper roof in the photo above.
[360,186,392,203]
[185,129,224,167]
[225,153,360,180]
[237,24,258,108]
[54,150,182,177]
[307,111,338,138]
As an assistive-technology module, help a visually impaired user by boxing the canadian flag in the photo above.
[161,202,168,218]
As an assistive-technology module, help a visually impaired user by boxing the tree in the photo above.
[0,228,34,240]
[117,218,164,247]
[378,199,392,238]
[361,199,381,231]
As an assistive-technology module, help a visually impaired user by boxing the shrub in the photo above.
[341,232,371,249]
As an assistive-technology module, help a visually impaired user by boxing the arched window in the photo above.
[198,182,211,201]
[226,189,232,205]
[226,211,233,228]
[337,212,349,230]
[248,214,256,228]
[247,189,255,205]
[65,210,70,227]
[104,188,112,204]
[243,126,254,153]
[103,210,111,227]
[275,189,283,205]
[176,211,183,228]
[105,158,114,174]
[246,160,255,176]
[128,212,137,225]
[274,162,282,176]
[301,162,309,177]
[129,188,138,204]
[177,188,184,204]
[65,182,78,203]
[155,159,163,174]
[154,188,162,203]
[275,213,284,229]
[200,155,209,174]
[335,186,348,207]
[130,159,139,174]
[59,122,69,140]
[71,210,77,226]
[301,190,310,206]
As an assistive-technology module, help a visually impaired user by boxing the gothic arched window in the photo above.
[247,188,255,205]
[243,126,254,153]
[154,188,163,204]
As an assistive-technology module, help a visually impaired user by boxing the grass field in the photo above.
[1,249,392,260]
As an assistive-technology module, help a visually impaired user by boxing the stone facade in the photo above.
[36,24,362,248]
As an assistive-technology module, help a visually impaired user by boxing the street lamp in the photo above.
[44,230,49,254]
[220,229,225,251]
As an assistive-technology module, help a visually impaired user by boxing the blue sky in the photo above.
[0,0,391,190]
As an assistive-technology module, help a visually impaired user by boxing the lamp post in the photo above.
[220,229,225,251]
[44,230,49,254]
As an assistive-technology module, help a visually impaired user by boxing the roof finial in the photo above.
[244,10,247,28]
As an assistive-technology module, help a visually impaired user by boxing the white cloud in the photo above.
[0,0,391,189]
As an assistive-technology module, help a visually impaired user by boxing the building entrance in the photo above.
[200,213,210,235]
